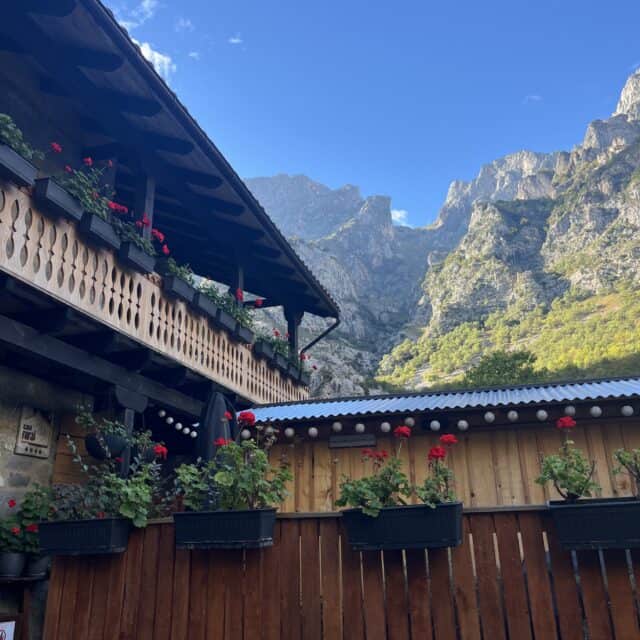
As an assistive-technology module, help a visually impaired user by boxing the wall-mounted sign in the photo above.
[0,619,16,639]
[14,407,52,459]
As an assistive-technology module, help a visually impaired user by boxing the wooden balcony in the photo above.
[0,181,309,404]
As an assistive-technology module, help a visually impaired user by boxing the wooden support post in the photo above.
[196,389,234,462]
[111,386,148,477]
[284,308,303,355]
[229,264,245,306]
[135,174,156,240]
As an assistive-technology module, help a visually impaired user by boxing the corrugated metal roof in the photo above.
[252,377,640,423]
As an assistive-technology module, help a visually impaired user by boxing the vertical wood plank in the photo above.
[295,442,313,512]
[224,549,244,640]
[71,557,95,640]
[517,512,557,640]
[467,432,499,506]
[469,514,506,640]
[103,547,127,638]
[169,548,191,640]
[313,444,333,512]
[583,425,613,497]
[261,522,282,640]
[451,517,481,640]
[244,549,262,640]
[576,550,613,640]
[188,550,209,640]
[320,519,342,640]
[152,523,176,640]
[448,434,472,506]
[405,549,432,640]
[340,521,365,640]
[384,550,410,640]
[602,424,633,496]
[361,551,386,640]
[517,429,546,504]
[300,520,322,640]
[135,526,161,640]
[602,549,639,640]
[42,557,66,640]
[493,430,527,505]
[57,558,79,636]
[428,548,457,640]
[86,556,111,640]
[206,550,227,640]
[280,520,302,640]
[493,513,533,640]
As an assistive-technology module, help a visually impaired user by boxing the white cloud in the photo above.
[117,0,158,31]
[175,17,194,32]
[522,94,543,104]
[188,51,201,61]
[228,34,243,45]
[136,41,176,81]
[630,61,640,72]
[391,209,411,226]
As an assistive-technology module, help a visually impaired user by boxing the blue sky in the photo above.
[107,0,640,227]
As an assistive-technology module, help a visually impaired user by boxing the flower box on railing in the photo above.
[0,144,37,187]
[193,291,219,319]
[39,518,130,555]
[300,370,311,386]
[341,502,463,550]
[275,353,289,372]
[548,497,640,549]
[174,508,276,549]
[33,178,83,222]
[79,212,120,252]
[118,242,156,274]
[253,340,275,361]
[215,308,237,335]
[233,324,254,345]
[162,275,196,304]
[287,362,300,379]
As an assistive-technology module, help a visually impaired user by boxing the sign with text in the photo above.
[0,620,16,639]
[15,407,52,459]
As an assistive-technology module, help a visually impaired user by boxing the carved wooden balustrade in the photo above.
[0,182,308,404]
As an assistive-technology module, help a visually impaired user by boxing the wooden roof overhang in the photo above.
[0,0,339,320]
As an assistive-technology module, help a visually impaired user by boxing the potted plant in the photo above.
[173,412,291,549]
[337,429,463,550]
[19,485,52,578]
[535,417,622,549]
[111,216,157,274]
[0,498,26,578]
[78,410,129,461]
[0,113,42,186]
[193,282,222,322]
[157,258,197,304]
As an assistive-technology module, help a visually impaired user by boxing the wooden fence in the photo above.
[43,508,640,640]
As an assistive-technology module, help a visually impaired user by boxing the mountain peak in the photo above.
[614,69,640,120]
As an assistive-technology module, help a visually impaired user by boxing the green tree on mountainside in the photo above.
[461,350,540,388]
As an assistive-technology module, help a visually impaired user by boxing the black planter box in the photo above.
[0,144,37,187]
[193,291,220,319]
[341,502,463,550]
[174,508,277,549]
[300,371,311,386]
[254,340,275,360]
[33,178,83,222]
[118,242,156,274]
[233,324,255,345]
[162,275,195,304]
[275,353,289,372]
[215,308,237,334]
[79,212,120,252]
[39,518,130,555]
[85,433,127,460]
[549,497,640,549]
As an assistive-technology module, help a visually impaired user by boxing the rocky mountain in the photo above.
[246,69,640,396]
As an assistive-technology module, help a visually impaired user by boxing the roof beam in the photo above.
[20,0,77,17]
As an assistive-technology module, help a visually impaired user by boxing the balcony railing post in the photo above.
[111,386,148,477]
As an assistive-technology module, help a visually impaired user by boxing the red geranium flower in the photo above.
[428,446,447,461]
[238,411,256,427]
[25,523,38,533]
[394,425,411,439]
[7,499,16,508]
[64,165,73,173]
[235,288,244,302]
[556,416,576,430]
[83,157,93,167]
[273,329,280,337]
[312,365,318,370]
[440,434,458,446]
[107,159,114,168]
[214,437,231,447]
[50,142,62,153]
[107,201,128,214]
[361,448,374,458]
[153,444,168,460]
[11,526,20,535]
[374,450,389,460]
[224,410,233,420]
[97,512,105,519]
[115,457,123,463]
[140,213,151,227]
[162,245,170,256]
[135,220,143,229]
[255,298,263,308]
[151,228,165,243]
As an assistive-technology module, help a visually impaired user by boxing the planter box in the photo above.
[253,340,275,361]
[79,212,120,252]
[33,178,83,222]
[233,324,255,345]
[162,275,195,304]
[549,497,640,549]
[287,362,301,379]
[39,518,130,555]
[118,242,156,274]
[0,144,37,187]
[85,433,127,461]
[215,308,237,334]
[193,291,220,319]
[341,502,463,550]
[174,508,276,549]
[275,353,289,372]
[300,371,311,386]
[0,552,26,578]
